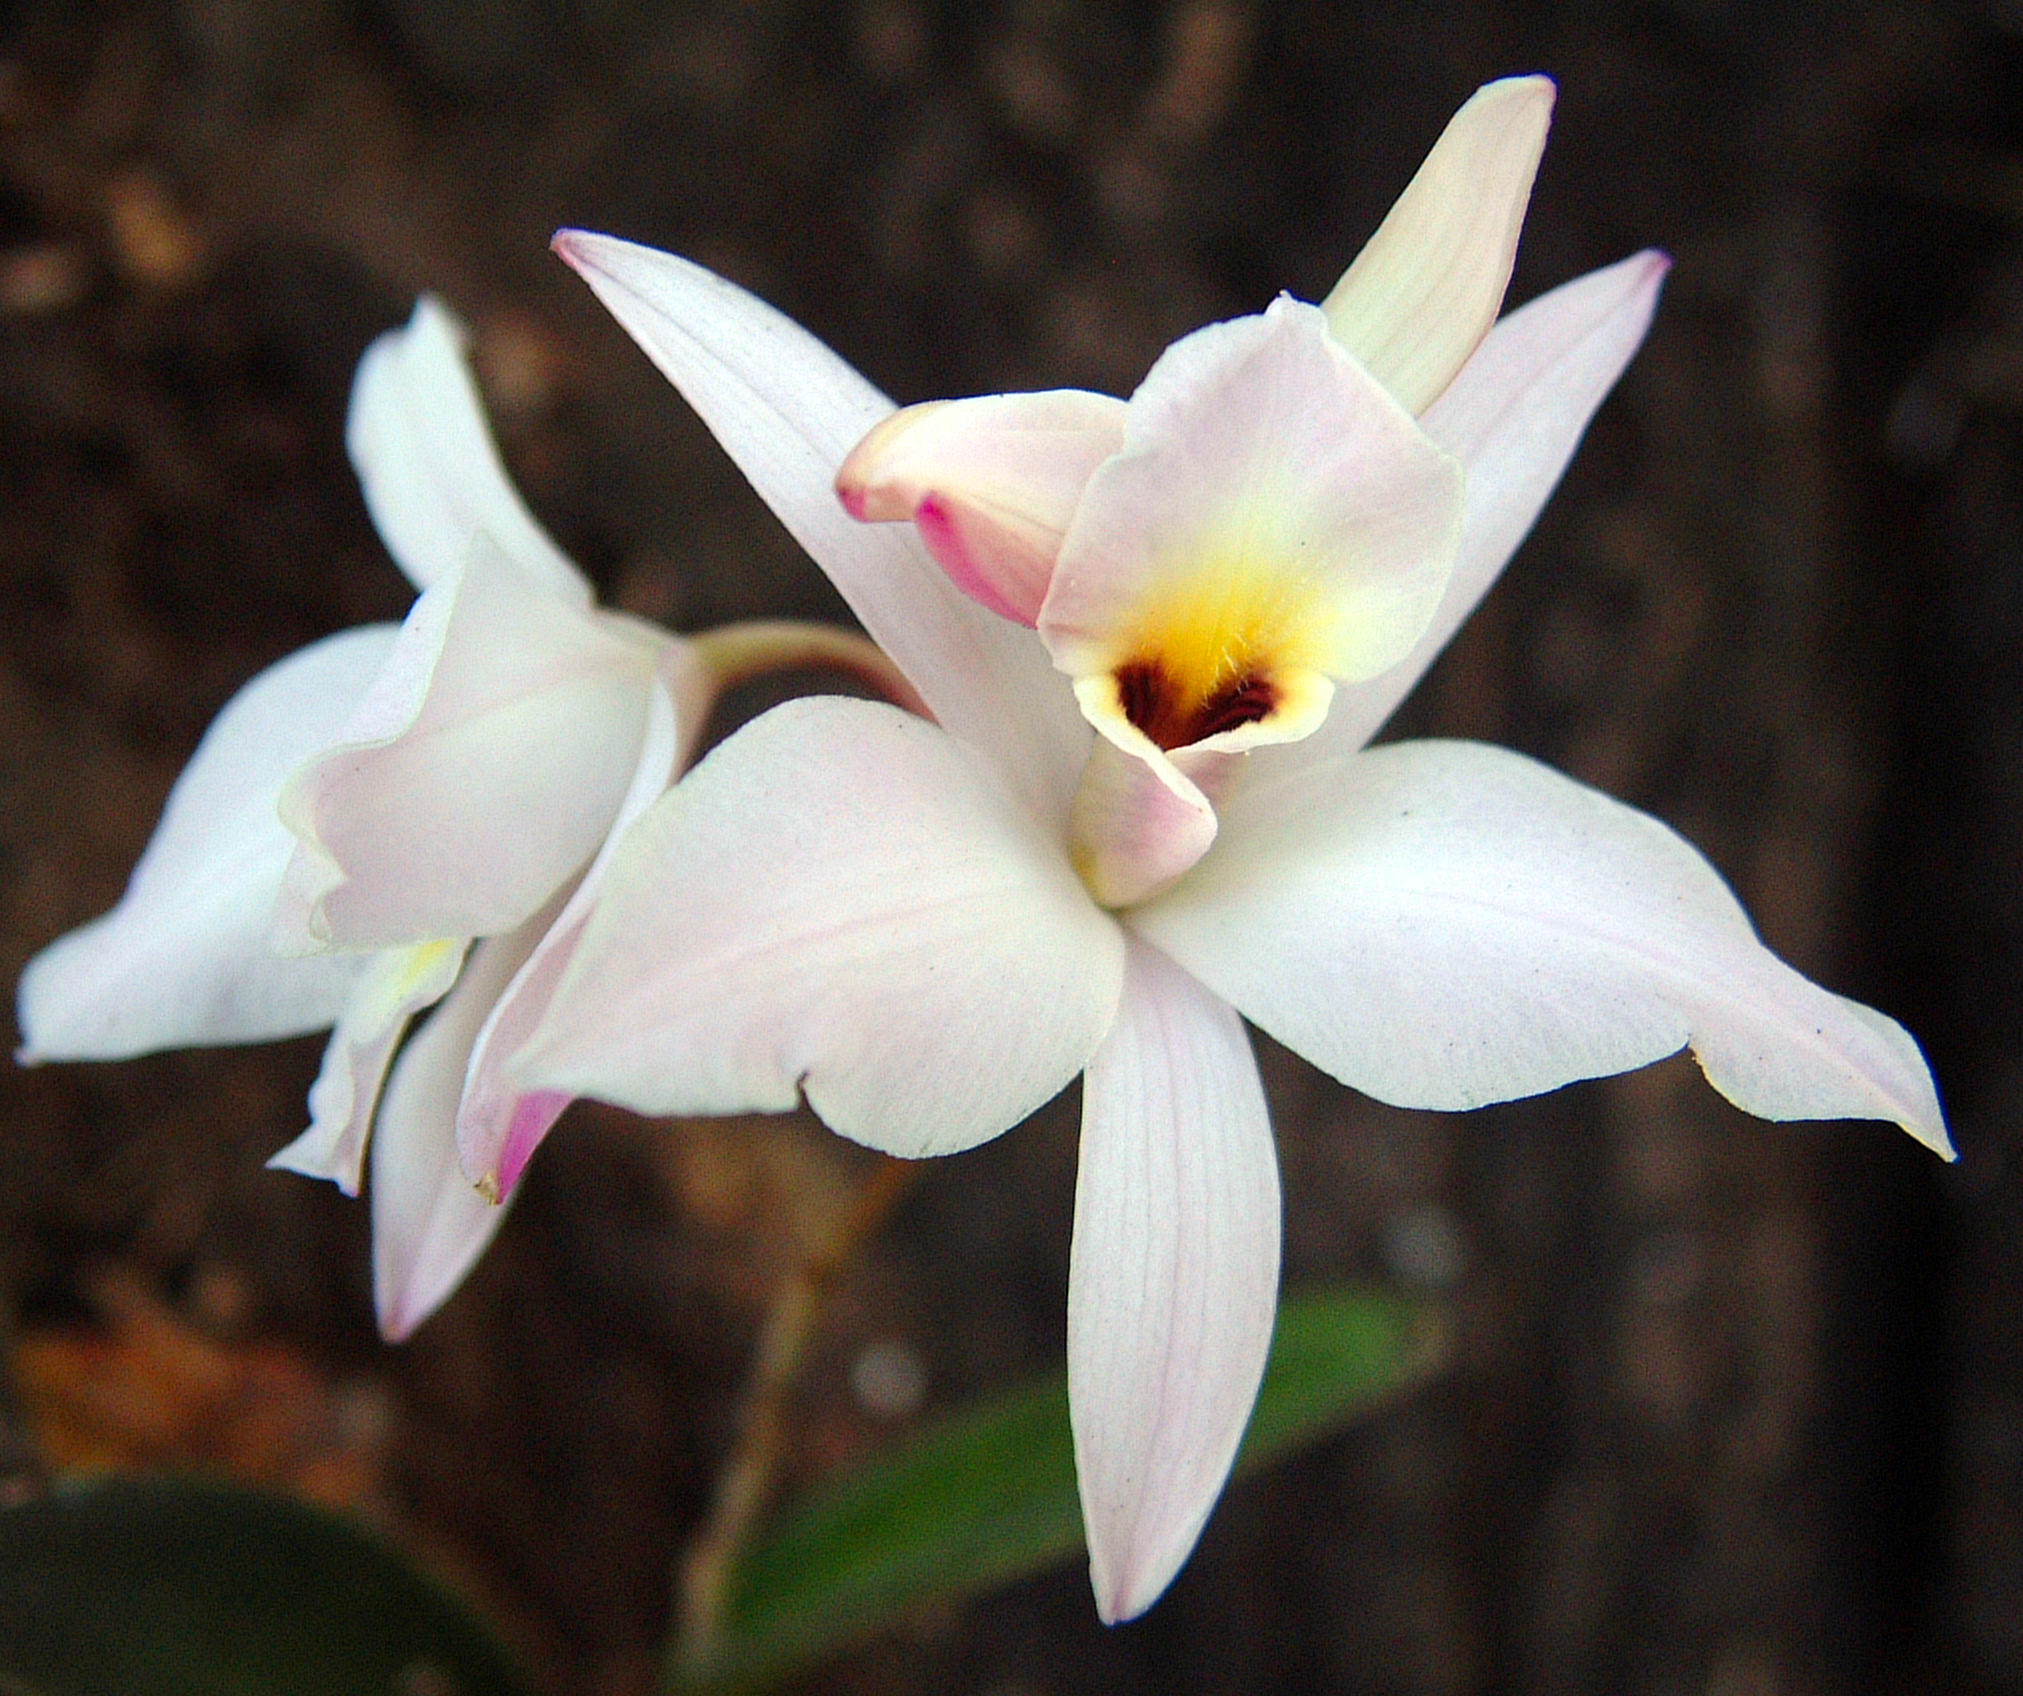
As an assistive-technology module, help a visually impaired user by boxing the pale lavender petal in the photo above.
[519,695,1126,1158]
[1066,734,1219,910]
[17,627,394,1062]
[1321,76,1555,413]
[1313,251,1670,758]
[276,539,660,951]
[836,390,1128,626]
[349,297,589,603]
[1135,738,1951,1158]
[456,678,683,1196]
[267,937,468,1197]
[372,913,554,1341]
[1038,299,1462,694]
[551,231,1092,831]
[1070,933,1279,1622]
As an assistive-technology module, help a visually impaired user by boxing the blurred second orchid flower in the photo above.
[526,75,1951,1624]
[15,300,903,1340]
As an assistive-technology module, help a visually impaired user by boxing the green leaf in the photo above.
[678,1285,1442,1693]
[0,1476,538,1696]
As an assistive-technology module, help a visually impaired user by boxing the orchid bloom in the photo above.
[17,299,747,1339]
[521,76,1949,1622]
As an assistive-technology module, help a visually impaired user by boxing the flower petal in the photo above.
[1069,933,1279,1623]
[372,917,553,1341]
[551,231,1092,830]
[1135,739,1951,1157]
[16,627,394,1062]
[1067,731,1220,910]
[1321,75,1555,414]
[349,297,590,604]
[268,937,468,1197]
[1037,299,1463,724]
[276,538,661,951]
[1312,249,1671,760]
[456,677,683,1197]
[519,695,1126,1158]
[836,390,1128,626]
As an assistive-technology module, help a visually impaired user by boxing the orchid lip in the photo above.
[1113,656,1279,752]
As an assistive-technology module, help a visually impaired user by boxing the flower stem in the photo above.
[670,1154,917,1683]
[690,621,931,719]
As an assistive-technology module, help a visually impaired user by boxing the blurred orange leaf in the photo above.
[13,1272,386,1509]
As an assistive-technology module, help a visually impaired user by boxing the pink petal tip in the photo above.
[917,496,1041,627]
[495,1089,573,1200]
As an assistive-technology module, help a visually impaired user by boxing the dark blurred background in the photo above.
[2,1,2021,1691]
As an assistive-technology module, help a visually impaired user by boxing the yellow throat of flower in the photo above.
[1082,556,1340,753]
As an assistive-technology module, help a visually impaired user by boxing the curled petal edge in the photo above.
[837,390,1128,627]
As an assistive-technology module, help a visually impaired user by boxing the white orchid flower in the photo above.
[522,77,1949,1621]
[16,297,710,1340]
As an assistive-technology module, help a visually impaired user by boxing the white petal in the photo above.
[836,390,1128,626]
[551,231,1092,830]
[373,916,552,1341]
[1321,76,1555,414]
[267,937,468,1197]
[349,297,590,603]
[1069,934,1279,1623]
[518,695,1127,1158]
[1136,740,1952,1158]
[16,627,394,1062]
[456,678,682,1197]
[276,539,660,951]
[1066,730,1219,910]
[1038,299,1463,705]
[1316,251,1671,759]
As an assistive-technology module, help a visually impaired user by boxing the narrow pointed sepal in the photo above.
[16,627,395,1062]
[551,230,1093,829]
[1070,936,1280,1622]
[371,921,548,1341]
[1316,249,1670,758]
[349,296,589,603]
[1321,75,1555,414]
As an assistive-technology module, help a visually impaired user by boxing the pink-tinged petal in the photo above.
[1066,729,1219,910]
[1069,934,1279,1623]
[551,231,1091,830]
[1136,739,1952,1158]
[1316,251,1671,759]
[349,297,590,604]
[1321,76,1555,414]
[836,391,1129,626]
[17,627,394,1062]
[276,538,661,951]
[268,938,468,1196]
[372,915,555,1341]
[1038,299,1462,742]
[456,678,683,1196]
[519,695,1126,1158]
